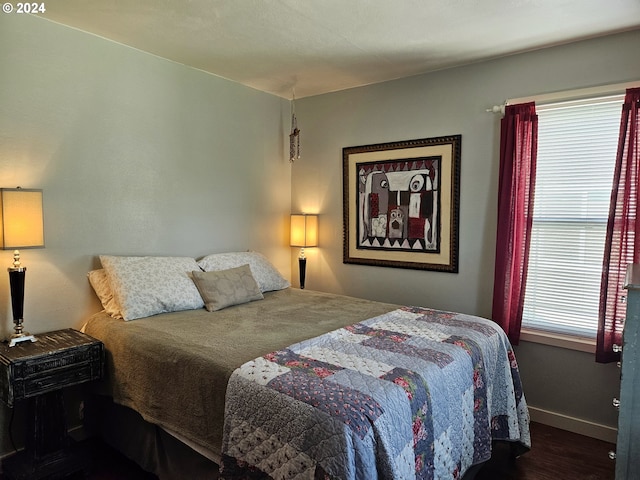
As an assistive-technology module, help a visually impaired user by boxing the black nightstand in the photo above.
[0,329,103,480]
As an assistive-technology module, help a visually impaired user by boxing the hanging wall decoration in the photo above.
[342,135,461,272]
[289,94,301,162]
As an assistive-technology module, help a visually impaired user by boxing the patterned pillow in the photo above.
[191,264,264,312]
[87,269,123,319]
[100,255,205,321]
[197,251,290,292]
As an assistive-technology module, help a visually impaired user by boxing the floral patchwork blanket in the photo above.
[221,306,530,479]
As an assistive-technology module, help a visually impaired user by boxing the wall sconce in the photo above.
[0,188,45,346]
[290,214,318,289]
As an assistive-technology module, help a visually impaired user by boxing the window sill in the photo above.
[519,328,596,354]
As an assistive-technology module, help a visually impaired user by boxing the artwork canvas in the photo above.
[343,136,460,272]
[357,156,441,252]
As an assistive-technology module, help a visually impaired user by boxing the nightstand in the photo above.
[0,329,104,480]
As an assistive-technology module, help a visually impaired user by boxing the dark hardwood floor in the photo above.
[476,422,615,480]
[1,422,616,479]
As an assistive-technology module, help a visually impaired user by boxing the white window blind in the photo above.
[522,95,624,338]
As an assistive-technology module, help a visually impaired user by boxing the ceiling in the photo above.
[40,0,640,99]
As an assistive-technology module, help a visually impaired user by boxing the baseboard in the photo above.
[528,406,618,444]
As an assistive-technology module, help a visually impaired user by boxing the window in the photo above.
[522,95,624,338]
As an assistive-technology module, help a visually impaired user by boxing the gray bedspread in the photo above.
[83,288,398,455]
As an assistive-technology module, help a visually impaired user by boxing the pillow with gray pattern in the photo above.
[100,255,205,321]
[191,264,264,312]
[197,251,290,292]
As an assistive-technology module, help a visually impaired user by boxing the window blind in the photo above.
[522,95,624,338]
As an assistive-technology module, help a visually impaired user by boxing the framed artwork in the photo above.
[343,135,461,272]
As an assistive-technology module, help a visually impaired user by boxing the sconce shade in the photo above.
[0,188,45,249]
[290,214,318,248]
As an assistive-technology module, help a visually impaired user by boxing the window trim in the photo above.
[507,81,640,107]
[520,327,596,353]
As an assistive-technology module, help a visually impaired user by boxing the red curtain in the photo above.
[597,87,640,363]
[492,102,538,345]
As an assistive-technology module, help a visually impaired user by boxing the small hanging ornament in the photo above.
[289,94,300,162]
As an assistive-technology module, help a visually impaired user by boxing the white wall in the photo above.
[0,14,292,338]
[293,29,640,437]
[0,14,292,456]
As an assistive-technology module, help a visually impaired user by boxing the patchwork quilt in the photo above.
[221,306,530,479]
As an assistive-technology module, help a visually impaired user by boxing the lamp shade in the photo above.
[0,188,45,249]
[290,214,318,248]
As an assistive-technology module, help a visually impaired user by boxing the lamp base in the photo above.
[8,266,36,347]
[299,257,307,289]
[8,332,36,347]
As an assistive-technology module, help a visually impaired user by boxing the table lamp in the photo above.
[290,214,318,289]
[0,188,45,347]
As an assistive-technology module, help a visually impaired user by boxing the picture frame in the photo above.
[342,135,461,272]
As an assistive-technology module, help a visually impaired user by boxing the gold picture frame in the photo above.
[343,135,461,272]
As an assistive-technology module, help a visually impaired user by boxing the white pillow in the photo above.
[197,251,290,292]
[100,255,205,321]
[87,269,123,319]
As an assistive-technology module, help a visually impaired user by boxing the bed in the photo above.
[82,253,530,480]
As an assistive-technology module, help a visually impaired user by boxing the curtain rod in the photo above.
[486,80,640,115]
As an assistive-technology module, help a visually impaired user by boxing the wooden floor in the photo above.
[1,422,616,479]
[476,422,615,480]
